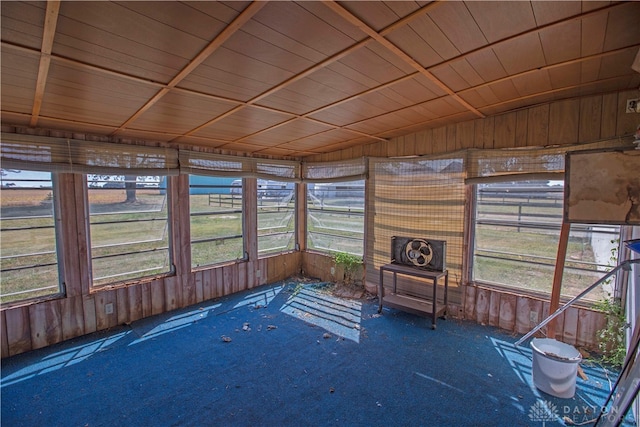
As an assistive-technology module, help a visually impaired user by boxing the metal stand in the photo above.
[514,259,640,347]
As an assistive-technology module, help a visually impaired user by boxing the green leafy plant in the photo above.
[593,296,628,368]
[333,252,362,286]
[593,238,627,367]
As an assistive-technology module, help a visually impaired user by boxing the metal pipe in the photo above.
[514,259,640,347]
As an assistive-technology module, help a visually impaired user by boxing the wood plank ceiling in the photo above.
[2,1,640,159]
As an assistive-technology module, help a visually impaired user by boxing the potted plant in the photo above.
[333,252,363,287]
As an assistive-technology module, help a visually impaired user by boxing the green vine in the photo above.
[593,238,628,368]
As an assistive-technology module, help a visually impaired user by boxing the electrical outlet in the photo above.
[105,302,114,315]
[626,98,639,113]
[330,267,335,275]
[255,269,261,278]
[529,311,538,324]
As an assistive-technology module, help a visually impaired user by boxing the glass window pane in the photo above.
[307,180,364,256]
[1,169,61,303]
[190,175,244,267]
[88,175,170,286]
[258,180,295,255]
[472,180,619,300]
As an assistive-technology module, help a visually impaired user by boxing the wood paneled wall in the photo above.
[306,90,639,162]
[464,285,606,349]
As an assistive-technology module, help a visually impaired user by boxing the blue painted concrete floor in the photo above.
[1,280,635,427]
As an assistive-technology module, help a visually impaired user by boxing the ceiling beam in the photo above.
[174,2,441,143]
[30,0,60,127]
[323,0,484,119]
[111,1,266,136]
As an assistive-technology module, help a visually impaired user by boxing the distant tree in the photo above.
[124,174,137,203]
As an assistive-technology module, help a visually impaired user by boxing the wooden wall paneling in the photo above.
[456,120,475,150]
[237,263,248,293]
[515,296,542,335]
[493,112,516,148]
[60,296,85,341]
[127,285,144,323]
[169,175,191,275]
[432,126,448,153]
[600,92,618,138]
[72,174,92,297]
[195,270,204,302]
[82,296,97,334]
[296,182,307,252]
[403,132,416,155]
[29,300,62,350]
[116,287,130,326]
[259,258,269,286]
[57,174,83,297]
[541,300,566,339]
[246,261,256,289]
[616,91,640,136]
[151,279,165,315]
[446,124,457,152]
[164,275,182,311]
[5,307,31,356]
[498,293,517,332]
[488,290,501,327]
[473,118,485,148]
[576,308,605,348]
[387,136,402,157]
[94,290,118,330]
[482,116,495,148]
[475,287,490,325]
[579,95,602,142]
[526,104,549,147]
[548,98,580,145]
[141,282,153,317]
[1,311,9,358]
[202,269,214,300]
[515,109,528,147]
[415,129,432,155]
[214,267,224,298]
[562,306,579,345]
[182,273,197,306]
[222,264,235,295]
[244,178,258,261]
[464,285,476,319]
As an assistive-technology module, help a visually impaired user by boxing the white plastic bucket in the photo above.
[530,338,582,398]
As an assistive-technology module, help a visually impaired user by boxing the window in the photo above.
[307,180,364,256]
[189,175,244,267]
[87,174,171,286]
[1,169,62,303]
[472,180,620,300]
[258,180,295,255]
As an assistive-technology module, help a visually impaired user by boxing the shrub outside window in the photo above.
[190,175,244,267]
[307,180,364,256]
[87,174,171,286]
[472,180,620,300]
[1,169,62,303]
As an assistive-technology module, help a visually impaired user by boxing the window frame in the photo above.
[0,170,65,305]
[188,174,246,269]
[86,174,175,288]
[306,179,365,257]
[469,179,621,302]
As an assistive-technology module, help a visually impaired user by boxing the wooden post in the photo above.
[547,221,571,339]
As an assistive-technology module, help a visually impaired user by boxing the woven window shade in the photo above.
[254,158,300,182]
[368,156,466,305]
[1,133,179,175]
[302,157,367,182]
[179,150,300,181]
[466,139,632,183]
